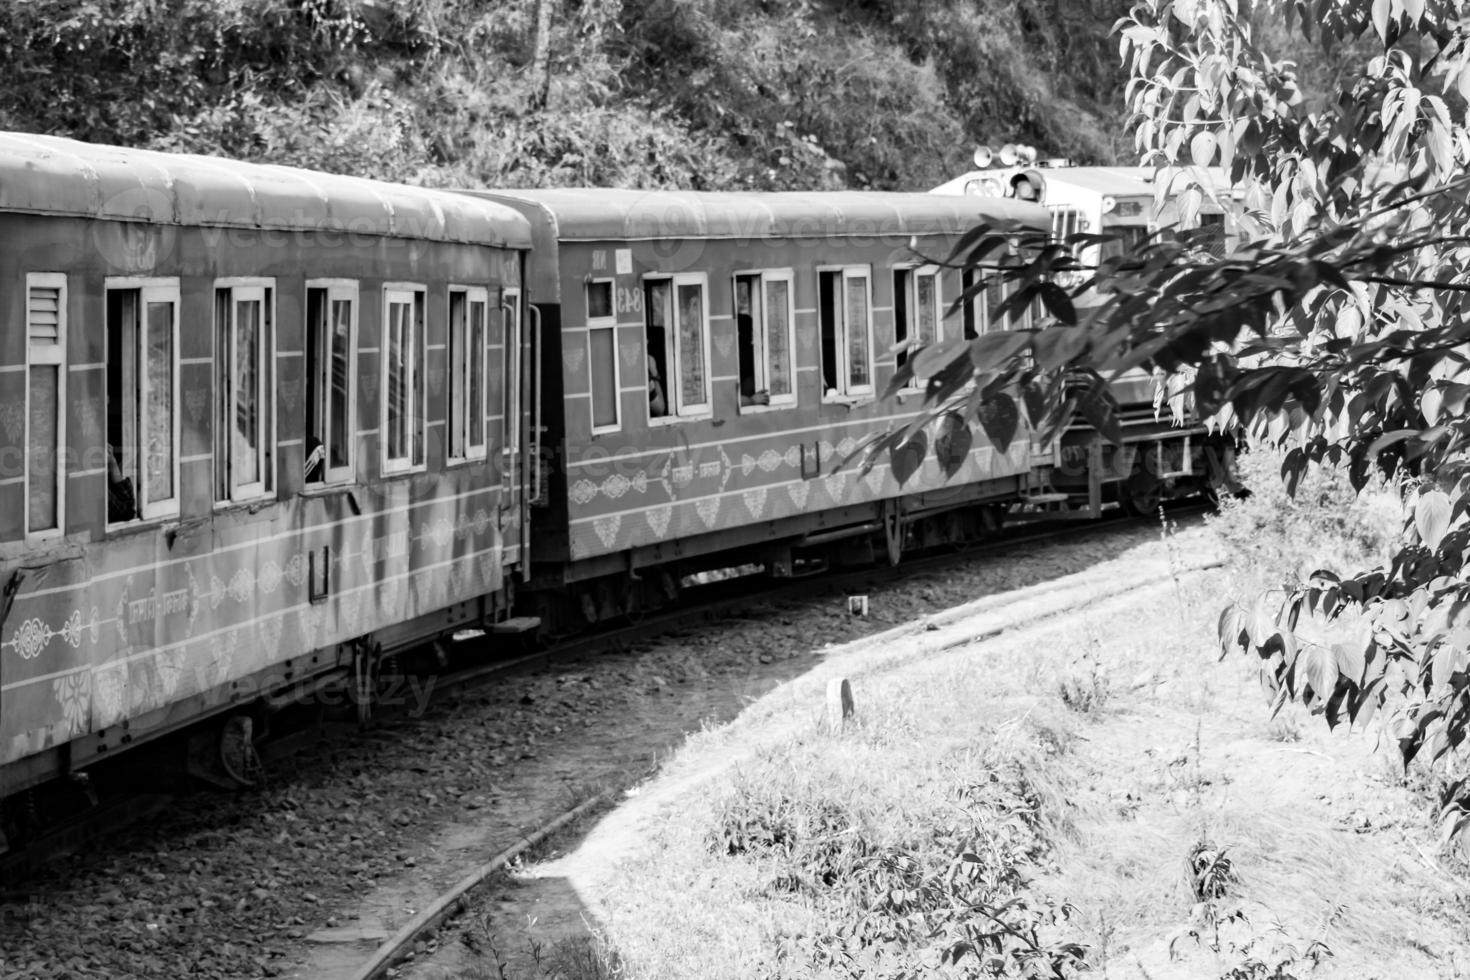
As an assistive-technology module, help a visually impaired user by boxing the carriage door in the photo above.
[499,286,529,570]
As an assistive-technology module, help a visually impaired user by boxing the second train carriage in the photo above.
[465,189,1059,631]
[0,134,536,821]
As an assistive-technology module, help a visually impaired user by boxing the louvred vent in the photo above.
[28,286,60,344]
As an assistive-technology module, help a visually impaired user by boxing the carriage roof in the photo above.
[465,188,1050,242]
[0,132,533,248]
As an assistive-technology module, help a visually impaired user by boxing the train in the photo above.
[0,134,1235,849]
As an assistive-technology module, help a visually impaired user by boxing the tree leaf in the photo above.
[1416,489,1452,550]
[1190,130,1218,168]
[1372,0,1391,41]
[931,412,972,478]
[1334,641,1365,685]
[975,393,1020,454]
[889,430,928,486]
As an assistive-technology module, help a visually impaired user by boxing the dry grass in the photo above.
[457,523,1469,980]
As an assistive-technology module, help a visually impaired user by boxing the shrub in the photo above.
[1206,445,1399,595]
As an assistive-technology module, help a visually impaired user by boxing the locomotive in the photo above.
[931,145,1243,514]
[0,134,1225,848]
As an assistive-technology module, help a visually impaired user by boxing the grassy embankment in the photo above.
[464,452,1470,979]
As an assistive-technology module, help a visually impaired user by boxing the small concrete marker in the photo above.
[847,595,868,616]
[827,677,854,733]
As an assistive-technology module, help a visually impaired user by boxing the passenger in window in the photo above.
[107,444,136,523]
[735,294,769,408]
[305,435,325,484]
[648,356,668,418]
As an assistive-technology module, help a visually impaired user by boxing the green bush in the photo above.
[1205,445,1399,595]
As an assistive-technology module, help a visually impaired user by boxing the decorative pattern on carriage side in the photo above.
[563,345,586,375]
[742,487,768,519]
[594,514,622,548]
[0,401,24,441]
[646,505,672,537]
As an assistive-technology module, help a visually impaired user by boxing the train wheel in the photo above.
[218,714,263,788]
[1120,468,1163,517]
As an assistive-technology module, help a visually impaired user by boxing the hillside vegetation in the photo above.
[0,0,1138,190]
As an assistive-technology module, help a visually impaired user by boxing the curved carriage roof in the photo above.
[0,132,532,248]
[464,188,1050,242]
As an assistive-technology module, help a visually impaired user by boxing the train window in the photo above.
[215,281,276,503]
[817,267,874,399]
[894,267,941,378]
[382,286,427,475]
[448,286,490,463]
[105,279,181,524]
[644,273,710,419]
[961,269,1007,338]
[587,279,619,432]
[26,274,66,540]
[733,270,796,409]
[586,280,614,321]
[1051,207,1084,254]
[305,281,357,486]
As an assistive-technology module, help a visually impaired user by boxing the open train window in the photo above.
[644,273,710,420]
[894,266,941,382]
[733,270,796,410]
[215,280,276,504]
[448,286,490,463]
[26,273,66,540]
[586,279,620,433]
[382,285,427,476]
[106,278,180,524]
[305,281,357,487]
[818,266,873,399]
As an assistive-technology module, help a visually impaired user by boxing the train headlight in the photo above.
[965,178,1004,197]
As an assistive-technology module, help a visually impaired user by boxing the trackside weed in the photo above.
[707,733,1089,978]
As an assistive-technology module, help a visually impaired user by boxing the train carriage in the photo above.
[465,189,1056,632]
[0,134,535,822]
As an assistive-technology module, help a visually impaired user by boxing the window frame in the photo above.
[381,283,428,476]
[892,264,942,389]
[105,276,182,525]
[214,278,276,505]
[447,284,491,464]
[586,277,621,434]
[25,272,67,541]
[644,271,713,422]
[304,278,358,487]
[732,268,798,412]
[817,264,875,401]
